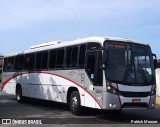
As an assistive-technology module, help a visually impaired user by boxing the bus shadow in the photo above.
[12,97,155,124]
[21,98,70,111]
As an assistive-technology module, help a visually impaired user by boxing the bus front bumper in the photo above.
[103,92,156,110]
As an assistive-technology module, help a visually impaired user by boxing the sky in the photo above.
[0,0,160,58]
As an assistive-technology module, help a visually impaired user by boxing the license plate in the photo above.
[132,99,141,103]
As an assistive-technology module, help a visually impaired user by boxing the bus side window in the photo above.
[96,51,103,86]
[28,53,35,70]
[86,52,103,86]
[3,58,8,72]
[66,47,72,68]
[86,53,96,83]
[35,52,42,70]
[24,54,30,70]
[49,49,56,69]
[87,43,101,50]
[66,46,78,68]
[9,57,15,71]
[41,51,48,70]
[71,46,78,68]
[78,44,86,68]
[56,49,64,68]
[15,55,24,71]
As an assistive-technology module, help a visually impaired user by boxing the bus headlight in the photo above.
[107,85,119,95]
[107,86,112,90]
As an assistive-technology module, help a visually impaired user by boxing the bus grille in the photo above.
[122,103,148,108]
[120,91,150,97]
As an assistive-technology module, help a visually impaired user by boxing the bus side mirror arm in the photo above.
[152,53,157,70]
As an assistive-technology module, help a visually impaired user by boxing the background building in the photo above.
[156,59,160,105]
[0,54,3,82]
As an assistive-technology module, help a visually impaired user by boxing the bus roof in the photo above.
[5,36,149,57]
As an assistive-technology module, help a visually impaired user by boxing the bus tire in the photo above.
[70,91,81,115]
[16,86,24,103]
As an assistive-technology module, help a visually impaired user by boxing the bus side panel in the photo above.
[16,72,85,104]
[2,80,16,95]
[84,72,96,108]
[2,70,101,109]
[20,73,64,102]
[83,71,102,109]
[2,72,16,95]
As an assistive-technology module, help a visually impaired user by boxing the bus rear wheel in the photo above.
[16,86,24,103]
[70,91,81,115]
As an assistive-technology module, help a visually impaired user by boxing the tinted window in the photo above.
[49,49,56,69]
[87,43,101,50]
[78,44,86,68]
[56,49,64,68]
[35,52,42,70]
[3,57,15,71]
[71,46,78,67]
[24,54,30,70]
[24,53,35,70]
[15,55,24,70]
[3,58,8,72]
[86,53,96,83]
[28,53,35,70]
[66,47,72,68]
[96,51,103,86]
[41,51,48,69]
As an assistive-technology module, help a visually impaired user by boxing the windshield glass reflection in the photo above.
[104,41,155,85]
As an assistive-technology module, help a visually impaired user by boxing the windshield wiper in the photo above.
[138,64,149,84]
[122,63,132,84]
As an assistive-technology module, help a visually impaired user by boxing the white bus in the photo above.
[2,37,157,115]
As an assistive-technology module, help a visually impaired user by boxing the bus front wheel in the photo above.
[16,86,24,103]
[70,91,81,115]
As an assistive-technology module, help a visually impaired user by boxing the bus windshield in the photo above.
[104,41,155,85]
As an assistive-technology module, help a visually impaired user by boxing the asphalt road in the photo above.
[0,91,160,126]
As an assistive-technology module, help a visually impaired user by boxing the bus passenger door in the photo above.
[94,51,103,109]
[85,51,103,108]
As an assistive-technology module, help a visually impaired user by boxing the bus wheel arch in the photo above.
[67,87,81,115]
[16,84,24,103]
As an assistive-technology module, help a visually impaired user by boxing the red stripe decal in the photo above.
[2,72,28,90]
[2,72,102,109]
[148,86,152,108]
[117,84,122,109]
